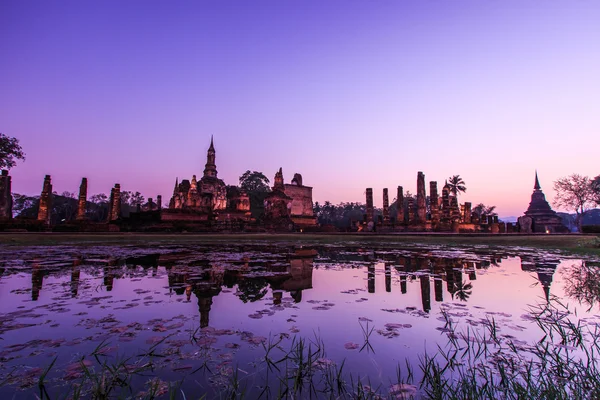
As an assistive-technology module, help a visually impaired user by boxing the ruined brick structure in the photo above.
[284,173,317,226]
[396,186,404,224]
[416,172,426,223]
[264,168,317,228]
[430,181,439,226]
[169,137,227,212]
[0,170,12,220]
[37,175,53,224]
[382,188,389,222]
[463,202,472,224]
[108,184,121,221]
[522,172,567,233]
[362,171,505,233]
[76,178,87,221]
[264,168,293,221]
[365,188,374,223]
[407,197,415,224]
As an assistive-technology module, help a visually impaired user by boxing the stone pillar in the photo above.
[408,197,415,224]
[441,185,450,222]
[37,175,53,224]
[463,202,472,223]
[416,172,426,223]
[396,186,404,224]
[382,188,389,223]
[76,177,87,221]
[450,197,461,222]
[156,195,162,210]
[429,181,439,225]
[109,184,121,221]
[0,170,12,220]
[148,198,154,211]
[365,188,374,223]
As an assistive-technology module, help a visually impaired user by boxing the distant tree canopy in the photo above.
[313,201,372,229]
[11,190,147,223]
[239,170,271,219]
[448,175,466,197]
[121,191,145,207]
[12,192,79,224]
[472,203,497,217]
[0,133,25,170]
[553,174,596,232]
[239,170,270,192]
[592,175,600,205]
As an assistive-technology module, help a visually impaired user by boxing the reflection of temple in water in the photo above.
[17,248,557,318]
[359,252,558,313]
[163,248,315,327]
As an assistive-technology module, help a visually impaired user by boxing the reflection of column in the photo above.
[368,264,375,293]
[385,264,391,293]
[400,275,407,294]
[198,297,213,328]
[445,265,454,292]
[420,275,431,312]
[467,262,477,281]
[71,267,81,298]
[31,264,44,301]
[291,290,302,303]
[103,267,114,292]
[185,285,192,302]
[434,278,443,302]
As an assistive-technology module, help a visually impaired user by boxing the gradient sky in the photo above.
[1,0,599,217]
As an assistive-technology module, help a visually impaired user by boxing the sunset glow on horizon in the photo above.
[2,0,599,218]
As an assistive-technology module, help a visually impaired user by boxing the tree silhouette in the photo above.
[472,203,497,217]
[553,174,595,232]
[0,133,25,170]
[239,170,270,192]
[447,175,466,197]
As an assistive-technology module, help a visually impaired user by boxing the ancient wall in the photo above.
[283,184,314,217]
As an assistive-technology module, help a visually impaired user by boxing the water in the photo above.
[0,239,598,398]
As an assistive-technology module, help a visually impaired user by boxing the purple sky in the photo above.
[2,0,599,217]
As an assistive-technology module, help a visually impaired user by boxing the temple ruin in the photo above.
[264,168,317,228]
[362,171,505,233]
[519,172,568,233]
[37,175,53,225]
[76,177,87,221]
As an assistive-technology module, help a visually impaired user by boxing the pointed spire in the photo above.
[209,135,215,151]
[534,170,541,190]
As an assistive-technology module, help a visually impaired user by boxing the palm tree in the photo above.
[447,175,466,197]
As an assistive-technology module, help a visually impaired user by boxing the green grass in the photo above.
[1,232,599,256]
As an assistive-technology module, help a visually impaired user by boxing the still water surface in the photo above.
[0,240,597,397]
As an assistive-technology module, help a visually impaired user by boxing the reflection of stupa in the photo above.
[536,262,558,303]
